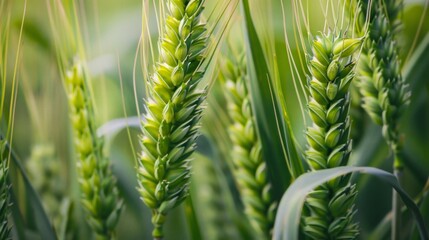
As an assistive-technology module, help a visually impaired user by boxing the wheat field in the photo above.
[0,0,429,239]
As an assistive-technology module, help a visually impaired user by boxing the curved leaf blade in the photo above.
[96,116,142,138]
[273,166,429,240]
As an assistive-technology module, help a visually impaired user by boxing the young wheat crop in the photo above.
[1,0,429,239]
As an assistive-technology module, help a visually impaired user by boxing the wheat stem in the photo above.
[137,0,208,238]
[303,32,361,239]
[65,62,122,240]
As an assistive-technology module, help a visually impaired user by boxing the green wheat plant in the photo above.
[219,51,276,238]
[302,32,362,240]
[65,62,123,239]
[137,0,209,238]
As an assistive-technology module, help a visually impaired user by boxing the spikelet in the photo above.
[65,62,122,239]
[220,53,276,239]
[351,0,409,163]
[303,32,361,239]
[137,0,208,238]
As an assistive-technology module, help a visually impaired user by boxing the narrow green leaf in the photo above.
[8,186,26,240]
[273,166,429,240]
[7,144,57,240]
[241,0,304,203]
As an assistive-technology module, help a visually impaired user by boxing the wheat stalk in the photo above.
[137,0,208,239]
[65,62,122,240]
[303,32,361,239]
[220,52,276,239]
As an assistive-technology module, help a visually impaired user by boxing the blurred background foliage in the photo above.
[1,0,429,239]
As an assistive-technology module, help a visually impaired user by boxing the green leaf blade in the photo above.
[241,0,304,203]
[273,166,429,240]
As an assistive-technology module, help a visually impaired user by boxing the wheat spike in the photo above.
[303,32,361,239]
[350,0,409,164]
[65,62,123,240]
[220,53,276,239]
[137,0,208,238]
[346,1,410,238]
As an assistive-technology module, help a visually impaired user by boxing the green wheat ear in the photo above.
[137,0,208,238]
[303,32,361,240]
[346,1,409,237]
[220,52,276,239]
[65,62,123,240]
[350,0,410,166]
